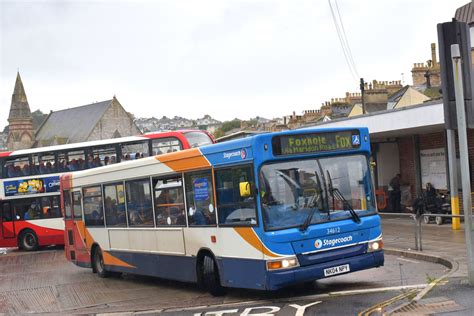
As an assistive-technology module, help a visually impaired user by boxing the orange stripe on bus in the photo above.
[103,251,136,268]
[234,227,280,258]
[75,221,135,268]
[155,148,210,172]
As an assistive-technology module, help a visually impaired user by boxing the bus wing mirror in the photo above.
[239,182,251,198]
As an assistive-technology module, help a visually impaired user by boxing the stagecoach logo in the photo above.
[315,239,323,249]
[315,235,354,249]
[223,148,247,160]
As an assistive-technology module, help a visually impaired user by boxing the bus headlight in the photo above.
[368,238,383,252]
[266,256,299,271]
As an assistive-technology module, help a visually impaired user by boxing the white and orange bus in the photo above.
[0,130,214,250]
[61,127,383,295]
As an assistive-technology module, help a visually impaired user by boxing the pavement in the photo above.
[381,215,474,315]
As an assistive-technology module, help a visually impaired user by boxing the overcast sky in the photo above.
[0,0,469,126]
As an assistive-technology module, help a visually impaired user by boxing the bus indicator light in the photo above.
[211,235,216,243]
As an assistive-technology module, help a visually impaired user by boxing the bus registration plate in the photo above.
[324,264,350,277]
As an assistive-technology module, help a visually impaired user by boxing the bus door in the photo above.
[1,202,15,239]
[72,191,89,261]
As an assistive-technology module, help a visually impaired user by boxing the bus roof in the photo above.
[1,130,210,158]
[64,127,370,187]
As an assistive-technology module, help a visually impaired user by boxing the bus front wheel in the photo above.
[19,230,39,251]
[92,247,110,278]
[200,254,226,296]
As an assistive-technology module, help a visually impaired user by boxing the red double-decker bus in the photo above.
[0,130,214,251]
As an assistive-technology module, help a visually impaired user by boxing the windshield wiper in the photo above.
[299,171,323,232]
[326,171,361,224]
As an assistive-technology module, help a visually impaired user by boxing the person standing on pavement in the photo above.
[389,173,402,212]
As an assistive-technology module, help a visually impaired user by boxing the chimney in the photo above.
[431,43,437,66]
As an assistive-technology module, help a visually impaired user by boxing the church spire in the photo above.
[8,71,32,121]
[7,72,34,150]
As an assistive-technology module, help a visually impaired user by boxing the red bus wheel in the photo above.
[19,230,39,251]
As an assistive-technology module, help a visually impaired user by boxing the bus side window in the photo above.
[83,186,104,227]
[185,170,216,226]
[64,190,72,219]
[151,138,182,155]
[215,165,257,226]
[121,141,149,161]
[125,179,153,227]
[2,203,12,222]
[72,192,82,220]
[104,183,127,227]
[153,176,185,226]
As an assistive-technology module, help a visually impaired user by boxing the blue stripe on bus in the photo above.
[104,251,198,283]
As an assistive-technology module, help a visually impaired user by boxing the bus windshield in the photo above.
[184,131,213,148]
[259,154,375,231]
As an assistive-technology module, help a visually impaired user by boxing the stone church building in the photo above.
[6,72,141,150]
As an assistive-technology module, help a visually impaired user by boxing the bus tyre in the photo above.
[93,247,110,278]
[423,216,431,224]
[19,230,39,251]
[435,216,444,225]
[201,255,226,296]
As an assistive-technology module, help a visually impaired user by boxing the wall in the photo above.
[376,142,400,186]
[88,99,140,141]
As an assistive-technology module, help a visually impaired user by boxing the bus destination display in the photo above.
[272,130,360,156]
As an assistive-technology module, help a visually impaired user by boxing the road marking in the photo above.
[153,284,428,315]
[358,289,419,316]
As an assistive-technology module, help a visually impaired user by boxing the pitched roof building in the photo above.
[34,97,141,147]
[5,73,141,149]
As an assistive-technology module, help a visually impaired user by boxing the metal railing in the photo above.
[379,212,470,251]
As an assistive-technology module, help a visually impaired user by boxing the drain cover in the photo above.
[392,297,464,315]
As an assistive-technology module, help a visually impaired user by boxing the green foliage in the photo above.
[213,119,241,138]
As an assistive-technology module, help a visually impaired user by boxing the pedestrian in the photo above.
[389,173,402,212]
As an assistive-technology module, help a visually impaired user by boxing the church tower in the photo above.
[7,72,34,150]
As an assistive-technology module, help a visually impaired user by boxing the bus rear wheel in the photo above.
[200,254,226,296]
[19,230,39,251]
[92,247,110,278]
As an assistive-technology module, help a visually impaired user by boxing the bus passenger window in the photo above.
[63,190,72,219]
[185,171,216,226]
[153,176,185,226]
[152,138,182,155]
[2,203,12,222]
[121,141,149,161]
[126,179,153,227]
[32,153,56,175]
[83,186,104,227]
[73,192,82,219]
[4,156,30,178]
[104,183,127,227]
[67,150,86,171]
[215,166,257,226]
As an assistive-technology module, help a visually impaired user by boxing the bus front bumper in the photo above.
[265,250,384,290]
